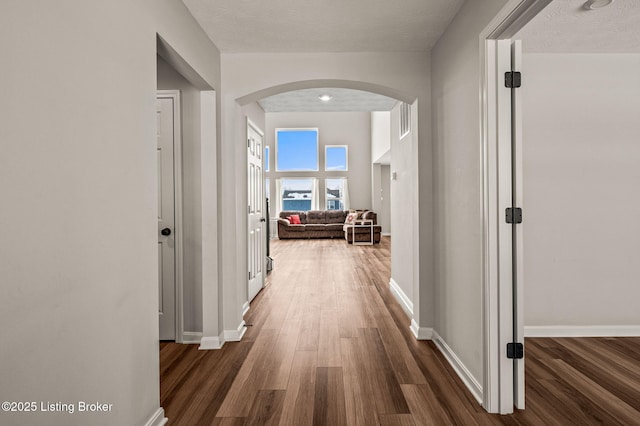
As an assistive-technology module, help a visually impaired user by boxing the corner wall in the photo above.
[431,0,509,393]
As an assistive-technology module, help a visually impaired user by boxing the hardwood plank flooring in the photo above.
[161,237,640,425]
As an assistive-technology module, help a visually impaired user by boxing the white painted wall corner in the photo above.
[432,330,483,404]
[144,408,168,426]
[410,319,433,340]
[389,278,413,317]
[223,320,247,342]
[199,333,224,350]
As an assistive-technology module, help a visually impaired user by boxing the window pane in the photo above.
[265,146,269,172]
[276,129,318,171]
[281,178,314,211]
[326,178,344,210]
[325,146,348,171]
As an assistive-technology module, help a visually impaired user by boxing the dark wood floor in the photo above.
[161,237,640,425]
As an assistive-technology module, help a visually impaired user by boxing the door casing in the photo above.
[479,0,552,414]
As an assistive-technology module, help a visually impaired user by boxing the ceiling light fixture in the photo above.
[583,0,614,10]
[318,94,332,102]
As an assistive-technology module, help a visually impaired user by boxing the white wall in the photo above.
[371,111,391,163]
[265,111,372,211]
[0,1,220,425]
[522,53,640,331]
[390,102,416,302]
[157,56,203,334]
[220,52,433,335]
[430,0,509,390]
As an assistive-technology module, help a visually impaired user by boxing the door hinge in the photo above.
[505,71,521,88]
[506,207,522,224]
[248,138,251,148]
[507,342,524,359]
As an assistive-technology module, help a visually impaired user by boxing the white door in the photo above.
[247,120,265,302]
[496,39,525,411]
[157,95,177,340]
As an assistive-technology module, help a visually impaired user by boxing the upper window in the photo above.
[276,129,319,171]
[325,146,348,171]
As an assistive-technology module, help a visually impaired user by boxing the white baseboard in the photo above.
[144,408,168,426]
[389,278,413,317]
[242,301,250,317]
[432,330,483,404]
[199,334,224,350]
[223,320,247,342]
[525,325,640,337]
[182,332,203,344]
[381,232,391,237]
[410,319,433,340]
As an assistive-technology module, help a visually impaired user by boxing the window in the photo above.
[279,178,317,212]
[265,146,270,172]
[325,145,348,171]
[276,129,319,171]
[326,178,348,211]
[400,102,411,139]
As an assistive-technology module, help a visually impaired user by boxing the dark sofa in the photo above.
[277,210,347,239]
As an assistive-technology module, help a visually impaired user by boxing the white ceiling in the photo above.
[258,88,398,113]
[182,0,464,53]
[517,0,640,53]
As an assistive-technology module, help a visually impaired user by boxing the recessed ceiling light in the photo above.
[318,94,332,102]
[583,0,614,10]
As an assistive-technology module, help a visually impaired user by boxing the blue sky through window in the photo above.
[325,146,347,171]
[276,129,318,171]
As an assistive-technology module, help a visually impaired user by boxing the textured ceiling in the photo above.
[182,0,464,52]
[517,0,640,53]
[258,88,398,113]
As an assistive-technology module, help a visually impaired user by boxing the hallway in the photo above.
[160,237,640,425]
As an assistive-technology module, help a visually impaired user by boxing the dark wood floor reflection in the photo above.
[161,237,640,425]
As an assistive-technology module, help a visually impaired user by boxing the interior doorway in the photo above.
[157,91,183,341]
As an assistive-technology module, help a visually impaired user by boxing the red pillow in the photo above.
[289,214,301,224]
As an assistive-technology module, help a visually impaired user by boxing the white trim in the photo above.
[389,278,413,317]
[478,0,552,414]
[182,332,203,344]
[144,408,168,426]
[432,331,483,405]
[381,232,391,237]
[410,319,433,340]
[242,301,250,317]
[525,325,640,338]
[157,90,185,344]
[199,334,224,350]
[224,320,247,342]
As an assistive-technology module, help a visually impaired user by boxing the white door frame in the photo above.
[479,0,552,414]
[157,89,185,344]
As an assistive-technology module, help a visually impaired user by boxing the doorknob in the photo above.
[260,218,266,222]
[161,228,172,236]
